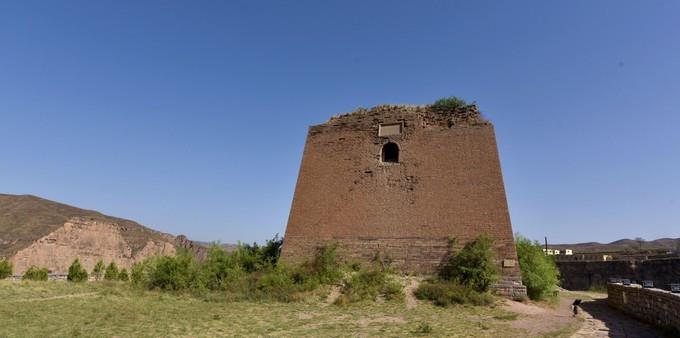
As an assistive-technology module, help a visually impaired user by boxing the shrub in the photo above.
[130,261,149,287]
[23,266,49,281]
[309,244,342,284]
[414,281,494,307]
[67,259,88,282]
[0,259,12,279]
[439,235,499,292]
[92,260,105,281]
[146,250,201,291]
[201,245,242,290]
[104,262,119,281]
[430,96,468,111]
[334,264,403,305]
[260,234,283,265]
[118,268,129,282]
[253,265,318,302]
[515,235,560,300]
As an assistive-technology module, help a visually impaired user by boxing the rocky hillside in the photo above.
[0,194,205,274]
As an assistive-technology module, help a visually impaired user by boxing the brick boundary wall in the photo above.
[607,283,680,332]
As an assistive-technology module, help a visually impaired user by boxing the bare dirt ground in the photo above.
[501,292,580,337]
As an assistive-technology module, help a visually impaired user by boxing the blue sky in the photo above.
[1,1,678,245]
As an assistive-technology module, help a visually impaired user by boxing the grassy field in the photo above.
[0,281,576,337]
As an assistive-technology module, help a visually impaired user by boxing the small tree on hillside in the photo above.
[23,266,49,281]
[67,259,88,282]
[92,260,105,281]
[0,259,12,279]
[118,268,129,282]
[104,262,119,281]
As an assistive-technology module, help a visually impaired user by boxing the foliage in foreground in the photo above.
[0,259,12,279]
[414,235,499,307]
[130,238,342,302]
[335,257,403,305]
[67,259,88,282]
[515,234,560,300]
[414,281,494,307]
[439,235,499,292]
[23,266,49,281]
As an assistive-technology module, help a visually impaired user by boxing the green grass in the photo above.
[0,281,531,338]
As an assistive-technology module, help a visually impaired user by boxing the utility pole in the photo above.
[545,236,548,255]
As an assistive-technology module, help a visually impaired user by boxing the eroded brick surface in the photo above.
[281,105,522,287]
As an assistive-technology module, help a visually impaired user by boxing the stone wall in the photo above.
[608,283,680,332]
[557,258,680,290]
[281,105,523,292]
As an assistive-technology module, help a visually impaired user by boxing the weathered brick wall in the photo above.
[557,258,680,290]
[281,105,522,287]
[608,283,680,332]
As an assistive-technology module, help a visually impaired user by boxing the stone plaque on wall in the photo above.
[378,123,402,137]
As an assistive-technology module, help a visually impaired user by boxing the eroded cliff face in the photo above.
[10,217,179,274]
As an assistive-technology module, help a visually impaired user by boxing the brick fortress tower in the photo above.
[281,103,525,295]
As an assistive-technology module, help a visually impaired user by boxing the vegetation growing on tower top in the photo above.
[430,96,470,111]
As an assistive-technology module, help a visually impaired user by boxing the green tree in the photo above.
[104,262,119,281]
[67,259,88,282]
[515,234,560,300]
[23,266,49,281]
[0,259,12,279]
[118,268,129,282]
[92,260,105,281]
[439,235,499,292]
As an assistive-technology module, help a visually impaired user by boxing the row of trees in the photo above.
[0,258,130,282]
[67,259,129,282]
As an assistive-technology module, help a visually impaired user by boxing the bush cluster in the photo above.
[334,253,403,305]
[334,266,403,305]
[439,235,499,292]
[23,266,49,281]
[414,281,494,306]
[515,235,560,300]
[0,259,12,279]
[130,238,342,302]
[415,235,499,307]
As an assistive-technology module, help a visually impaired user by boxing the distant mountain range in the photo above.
[550,238,680,253]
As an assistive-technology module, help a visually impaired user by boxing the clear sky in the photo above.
[1,1,678,245]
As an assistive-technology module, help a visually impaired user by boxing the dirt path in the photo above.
[403,277,420,309]
[11,292,99,302]
[503,292,578,337]
[571,294,664,338]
